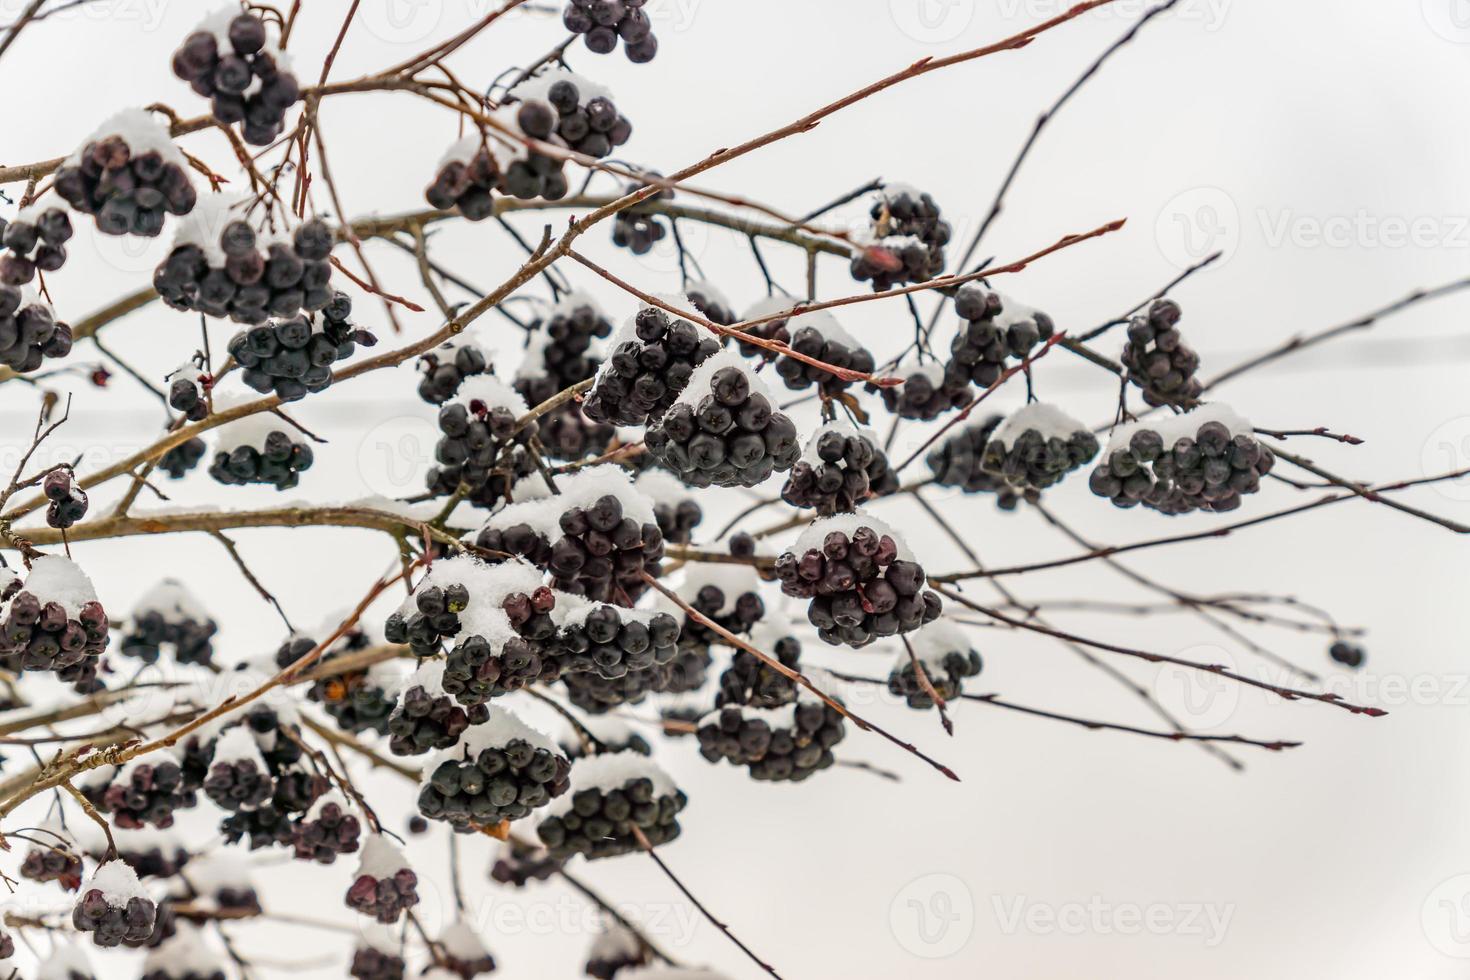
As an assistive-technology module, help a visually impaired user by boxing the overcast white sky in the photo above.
[3,0,1470,977]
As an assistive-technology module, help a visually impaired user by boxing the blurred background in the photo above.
[2,0,1469,976]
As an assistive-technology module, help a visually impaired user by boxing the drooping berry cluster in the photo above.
[384,579,470,657]
[418,334,493,404]
[200,724,276,813]
[888,620,982,709]
[91,757,197,830]
[438,921,497,979]
[0,557,109,674]
[512,70,632,163]
[21,838,83,889]
[563,0,658,62]
[159,437,208,479]
[171,11,301,145]
[419,710,572,832]
[166,362,210,422]
[72,861,157,948]
[583,304,721,426]
[536,754,687,860]
[208,407,315,490]
[351,927,407,980]
[585,921,648,980]
[636,468,703,544]
[117,580,216,666]
[665,561,766,695]
[946,287,1055,391]
[312,657,400,737]
[645,350,802,488]
[715,626,802,709]
[0,285,73,373]
[425,374,539,508]
[293,791,362,865]
[850,185,951,291]
[513,294,615,460]
[1120,299,1202,408]
[976,403,1099,505]
[696,695,846,783]
[558,604,683,714]
[782,419,899,515]
[1329,640,1365,669]
[101,829,191,880]
[769,311,876,397]
[924,413,1014,503]
[345,836,420,925]
[154,199,335,324]
[425,138,501,221]
[775,515,942,647]
[443,586,564,705]
[685,280,738,327]
[0,202,72,284]
[386,661,491,756]
[230,291,376,402]
[489,839,564,887]
[611,175,673,254]
[878,360,968,421]
[1089,406,1273,514]
[52,110,197,236]
[43,468,88,530]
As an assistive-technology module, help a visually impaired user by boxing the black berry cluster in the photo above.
[345,837,420,924]
[425,139,500,221]
[438,921,498,978]
[977,404,1099,504]
[489,839,564,887]
[583,306,721,426]
[52,113,197,236]
[166,363,210,422]
[645,356,801,488]
[419,715,572,831]
[563,0,658,62]
[637,468,703,544]
[513,296,616,461]
[611,175,673,254]
[92,759,197,830]
[878,361,968,421]
[946,286,1054,390]
[782,421,899,515]
[200,725,276,812]
[118,579,217,666]
[1120,299,1202,408]
[850,186,951,290]
[716,630,802,709]
[425,376,539,508]
[1329,640,1365,669]
[536,755,687,860]
[0,285,73,372]
[0,204,72,284]
[154,210,336,324]
[386,663,491,756]
[43,468,89,530]
[561,604,682,680]
[293,793,363,865]
[171,11,301,145]
[105,835,191,880]
[513,72,632,163]
[311,659,398,737]
[685,281,737,327]
[0,557,109,674]
[585,922,648,979]
[384,579,470,656]
[924,413,1014,503]
[1088,410,1274,514]
[209,423,315,490]
[696,696,846,782]
[888,625,983,709]
[230,291,376,402]
[351,941,406,980]
[72,863,157,947]
[442,588,565,704]
[770,312,876,397]
[418,335,492,404]
[21,841,82,888]
[159,437,208,479]
[774,520,943,647]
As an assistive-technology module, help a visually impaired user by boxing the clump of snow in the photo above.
[893,355,945,390]
[37,943,94,980]
[543,752,676,820]
[670,346,782,414]
[683,278,732,315]
[878,182,924,205]
[450,373,530,417]
[185,852,254,894]
[785,309,862,351]
[65,108,187,168]
[1105,403,1254,456]
[20,555,98,616]
[131,578,211,622]
[900,618,975,671]
[81,859,149,904]
[550,290,607,321]
[589,920,642,962]
[424,703,560,785]
[358,922,402,955]
[992,403,1088,449]
[512,66,614,105]
[620,967,733,980]
[305,788,352,822]
[170,193,267,268]
[209,390,303,453]
[143,923,218,975]
[741,294,800,324]
[14,191,71,224]
[211,724,268,772]
[660,562,762,620]
[439,133,491,168]
[992,291,1047,330]
[356,834,410,880]
[793,509,917,563]
[439,920,494,961]
[476,464,655,542]
[403,658,450,698]
[634,467,694,506]
[390,555,546,650]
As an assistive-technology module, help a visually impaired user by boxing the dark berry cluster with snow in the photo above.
[205,705,330,850]
[782,418,900,515]
[1120,298,1203,408]
[661,560,766,698]
[53,110,197,236]
[563,0,658,61]
[887,620,983,709]
[1089,406,1273,514]
[418,708,572,830]
[636,468,703,544]
[418,334,493,404]
[159,437,208,479]
[775,515,942,647]
[72,862,157,948]
[490,839,564,887]
[437,921,498,978]
[513,69,632,163]
[716,627,802,709]
[154,202,336,324]
[879,360,969,421]
[230,291,376,401]
[345,836,420,924]
[386,661,491,756]
[311,645,399,737]
[558,604,682,714]
[21,839,82,888]
[0,557,109,674]
[766,310,876,397]
[925,413,1021,505]
[207,407,315,490]
[611,174,673,254]
[118,581,217,667]
[850,185,951,290]
[43,468,89,529]
[976,403,1099,504]
[90,758,197,829]
[172,11,301,145]
[697,691,846,783]
[685,280,738,327]
[536,753,686,860]
[585,922,648,979]
[947,285,1055,389]
[558,715,653,759]
[294,792,363,864]
[139,925,227,979]
[351,937,406,980]
[0,203,72,284]
[583,303,721,426]
[166,362,211,422]
[645,350,801,488]
[103,832,191,879]
[0,285,73,372]
[513,294,615,460]
[425,374,539,508]
[425,139,501,221]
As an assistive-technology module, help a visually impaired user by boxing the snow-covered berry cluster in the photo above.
[0,285,73,373]
[139,924,225,980]
[0,557,109,675]
[345,836,419,925]
[214,705,330,850]
[437,921,497,978]
[386,661,491,756]
[425,374,539,508]
[878,360,968,421]
[715,625,802,709]
[417,334,492,406]
[425,138,501,221]
[0,201,72,284]
[90,756,197,830]
[43,468,89,530]
[514,294,615,460]
[976,403,1099,505]
[512,70,632,163]
[636,467,703,544]
[1089,406,1273,514]
[159,437,208,479]
[611,175,673,254]
[293,791,362,864]
[171,11,301,145]
[207,404,315,490]
[924,413,1013,501]
[420,708,572,831]
[230,291,376,402]
[489,839,563,887]
[585,921,648,979]
[782,418,899,515]
[154,197,335,324]
[685,281,738,327]
[1120,299,1202,408]
[564,0,658,62]
[946,286,1054,390]
[101,828,191,880]
[887,620,982,709]
[697,691,846,782]
[769,311,875,397]
[72,861,158,948]
[351,927,407,980]
[583,303,722,426]
[559,604,683,714]
[536,753,687,860]
[645,349,802,488]
[850,185,950,290]
[775,514,942,647]
[53,110,197,236]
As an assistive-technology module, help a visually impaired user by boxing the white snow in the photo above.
[356,834,410,880]
[683,279,733,317]
[660,561,763,620]
[65,108,187,168]
[20,555,98,616]
[358,922,403,956]
[210,723,267,770]
[1105,403,1254,456]
[209,390,306,453]
[992,402,1087,449]
[476,464,655,543]
[793,509,917,563]
[305,788,353,822]
[404,658,450,698]
[542,752,676,820]
[600,294,697,365]
[390,555,546,649]
[634,467,695,506]
[12,282,52,315]
[589,920,642,962]
[900,618,975,672]
[131,577,211,623]
[14,191,70,224]
[555,713,636,752]
[512,66,614,105]
[741,294,799,324]
[784,310,862,352]
[619,967,733,980]
[878,182,924,204]
[439,919,494,961]
[992,291,1046,330]
[81,859,149,904]
[670,345,783,414]
[170,192,253,268]
[438,133,491,168]
[189,7,291,91]
[895,356,945,389]
[424,703,561,784]
[36,942,94,980]
[450,372,530,417]
[142,923,218,975]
